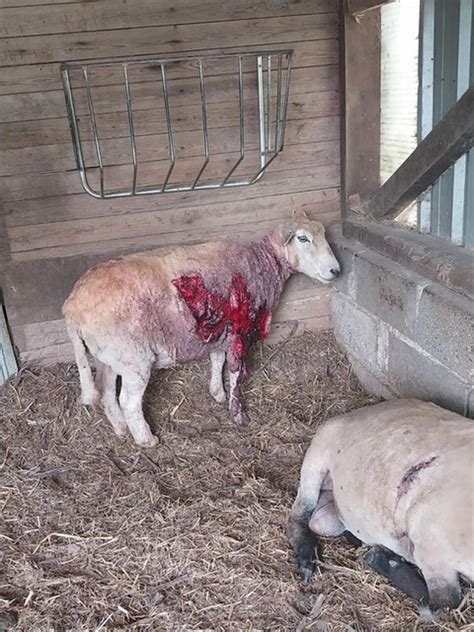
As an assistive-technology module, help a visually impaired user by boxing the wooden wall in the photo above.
[0,0,341,364]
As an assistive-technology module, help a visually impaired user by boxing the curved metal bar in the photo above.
[160,63,176,192]
[123,64,138,194]
[274,54,283,153]
[266,54,272,153]
[61,50,294,71]
[222,56,245,186]
[256,55,266,172]
[278,52,293,151]
[192,60,210,189]
[83,67,105,197]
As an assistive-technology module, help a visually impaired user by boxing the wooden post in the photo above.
[340,0,381,219]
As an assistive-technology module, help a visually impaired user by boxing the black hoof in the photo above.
[298,557,316,583]
[363,545,429,604]
[343,530,362,548]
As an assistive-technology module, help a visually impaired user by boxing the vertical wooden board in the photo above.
[340,4,381,217]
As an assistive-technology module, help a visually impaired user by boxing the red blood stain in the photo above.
[173,273,271,370]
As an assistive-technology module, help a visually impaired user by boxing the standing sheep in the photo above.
[63,213,340,446]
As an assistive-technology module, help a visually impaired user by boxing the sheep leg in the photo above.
[363,545,429,604]
[70,330,99,406]
[412,525,462,610]
[119,367,157,448]
[417,562,462,611]
[96,361,128,438]
[228,367,250,426]
[288,497,321,582]
[343,531,363,548]
[209,351,226,403]
[288,467,328,582]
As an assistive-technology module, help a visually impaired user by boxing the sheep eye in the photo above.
[297,235,309,243]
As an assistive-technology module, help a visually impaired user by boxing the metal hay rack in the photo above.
[61,50,293,199]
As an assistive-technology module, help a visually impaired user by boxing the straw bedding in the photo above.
[0,331,472,631]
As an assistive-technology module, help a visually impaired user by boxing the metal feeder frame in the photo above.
[61,50,293,199]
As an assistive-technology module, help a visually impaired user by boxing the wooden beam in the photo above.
[365,86,474,220]
[346,0,395,17]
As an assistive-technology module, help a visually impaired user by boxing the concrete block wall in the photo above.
[330,232,474,417]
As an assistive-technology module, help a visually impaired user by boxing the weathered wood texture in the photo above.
[339,1,381,217]
[0,0,341,364]
[366,86,474,219]
[346,0,395,16]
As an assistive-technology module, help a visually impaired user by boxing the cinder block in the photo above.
[330,233,368,298]
[387,332,470,416]
[354,251,419,335]
[415,284,474,378]
[332,291,378,369]
[347,354,397,400]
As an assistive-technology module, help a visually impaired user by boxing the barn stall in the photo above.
[0,0,473,629]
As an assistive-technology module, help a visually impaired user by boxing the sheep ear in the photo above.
[292,208,309,221]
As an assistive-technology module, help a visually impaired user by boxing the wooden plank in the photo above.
[14,318,70,351]
[0,13,337,66]
[0,63,338,123]
[0,133,339,200]
[11,209,340,262]
[0,113,339,176]
[3,164,340,227]
[2,204,340,327]
[13,285,330,351]
[0,0,336,38]
[0,39,339,96]
[273,287,331,322]
[7,186,340,256]
[267,314,332,345]
[20,341,74,365]
[0,0,77,7]
[365,87,474,219]
[1,96,339,152]
[15,312,332,364]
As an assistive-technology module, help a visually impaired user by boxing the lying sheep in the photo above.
[288,399,474,612]
[63,212,340,447]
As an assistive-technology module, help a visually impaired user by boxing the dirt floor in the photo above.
[0,330,472,631]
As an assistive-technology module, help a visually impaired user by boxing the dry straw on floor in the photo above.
[0,331,472,631]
